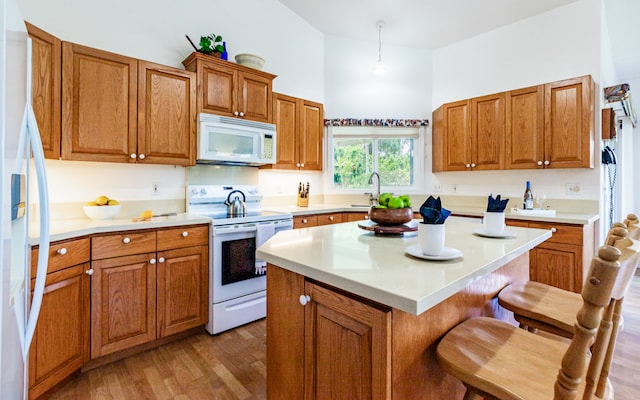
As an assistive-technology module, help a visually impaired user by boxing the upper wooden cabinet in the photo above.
[432,93,504,172]
[433,75,594,171]
[182,52,276,123]
[61,42,138,163]
[138,61,196,166]
[264,92,323,171]
[62,43,196,165]
[26,22,61,159]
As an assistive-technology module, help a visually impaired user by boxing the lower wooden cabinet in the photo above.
[343,212,370,222]
[29,238,90,400]
[267,265,391,399]
[506,219,593,292]
[90,225,209,359]
[293,212,343,229]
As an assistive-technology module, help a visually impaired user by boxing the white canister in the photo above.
[419,223,445,255]
[483,211,505,234]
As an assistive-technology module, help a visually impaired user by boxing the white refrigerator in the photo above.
[1,0,51,398]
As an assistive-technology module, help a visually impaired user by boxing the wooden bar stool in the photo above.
[436,245,621,400]
[497,226,639,339]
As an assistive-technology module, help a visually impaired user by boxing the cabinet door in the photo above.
[299,100,324,171]
[304,282,391,399]
[238,71,272,123]
[91,253,156,358]
[61,42,137,162]
[471,93,504,170]
[544,75,593,168]
[157,245,208,337]
[505,85,545,169]
[531,242,581,293]
[272,93,299,169]
[138,61,196,166]
[26,22,61,160]
[443,100,471,171]
[28,264,90,400]
[294,215,318,229]
[200,60,236,116]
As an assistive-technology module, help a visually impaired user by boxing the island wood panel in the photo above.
[137,61,196,166]
[156,245,208,338]
[390,253,529,400]
[470,92,505,170]
[26,22,61,159]
[61,42,138,162]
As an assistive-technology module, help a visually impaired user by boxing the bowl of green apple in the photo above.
[368,193,413,225]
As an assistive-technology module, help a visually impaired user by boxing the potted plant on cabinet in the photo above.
[185,33,225,58]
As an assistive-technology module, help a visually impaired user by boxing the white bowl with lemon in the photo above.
[83,195,121,220]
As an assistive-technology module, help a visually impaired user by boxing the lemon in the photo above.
[107,199,120,206]
[95,195,110,206]
[85,201,98,206]
[140,210,153,219]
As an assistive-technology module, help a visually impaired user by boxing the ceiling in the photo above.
[277,0,639,82]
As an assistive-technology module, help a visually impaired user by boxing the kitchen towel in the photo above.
[255,222,276,270]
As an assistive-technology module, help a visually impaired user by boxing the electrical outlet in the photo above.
[566,183,582,195]
[152,182,159,195]
[452,184,458,193]
[433,184,442,193]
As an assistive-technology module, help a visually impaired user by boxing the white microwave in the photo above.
[197,113,276,166]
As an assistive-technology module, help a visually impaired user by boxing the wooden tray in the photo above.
[357,220,418,235]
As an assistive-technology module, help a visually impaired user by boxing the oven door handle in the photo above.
[214,225,258,234]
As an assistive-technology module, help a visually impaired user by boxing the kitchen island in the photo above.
[257,217,552,399]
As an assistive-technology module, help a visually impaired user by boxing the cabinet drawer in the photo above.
[343,212,369,222]
[91,231,157,260]
[157,225,209,251]
[294,215,318,229]
[31,237,90,276]
[317,213,343,226]
[505,219,530,228]
[528,222,583,245]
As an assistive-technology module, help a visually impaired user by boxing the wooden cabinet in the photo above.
[137,61,196,166]
[26,22,61,160]
[90,225,208,359]
[182,52,276,123]
[267,266,391,400]
[62,42,196,165]
[434,75,594,171]
[343,212,370,222]
[432,93,504,172]
[505,85,544,169]
[602,108,617,139]
[293,212,343,229]
[506,219,593,292]
[28,238,90,399]
[265,93,324,170]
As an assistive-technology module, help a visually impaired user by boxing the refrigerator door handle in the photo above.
[19,103,50,360]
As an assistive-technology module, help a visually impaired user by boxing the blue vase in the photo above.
[221,41,228,60]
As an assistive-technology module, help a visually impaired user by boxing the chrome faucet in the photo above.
[368,172,380,206]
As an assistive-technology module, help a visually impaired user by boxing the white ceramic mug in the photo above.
[419,223,445,255]
[483,211,505,234]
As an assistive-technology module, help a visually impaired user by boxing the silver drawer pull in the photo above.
[85,269,94,275]
[328,216,334,221]
[158,257,165,263]
[182,231,189,237]
[149,258,156,265]
[299,294,311,306]
[123,237,131,244]
[551,227,557,233]
[56,248,67,255]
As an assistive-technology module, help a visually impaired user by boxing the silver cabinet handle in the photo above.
[302,218,308,223]
[182,231,189,237]
[130,153,137,159]
[300,163,304,167]
[158,257,165,263]
[296,163,301,167]
[239,111,245,117]
[138,153,145,160]
[551,227,557,233]
[465,163,471,168]
[234,111,239,116]
[149,258,156,265]
[537,161,543,166]
[364,215,369,220]
[85,269,94,276]
[544,160,550,166]
[56,248,67,255]
[471,163,476,168]
[299,295,311,306]
[328,216,334,221]
[122,237,131,244]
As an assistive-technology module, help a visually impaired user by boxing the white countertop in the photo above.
[256,217,552,315]
[264,204,599,225]
[30,213,212,245]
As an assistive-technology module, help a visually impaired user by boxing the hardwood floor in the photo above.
[47,277,640,399]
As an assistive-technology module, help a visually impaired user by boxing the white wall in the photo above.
[16,0,325,203]
[431,0,603,204]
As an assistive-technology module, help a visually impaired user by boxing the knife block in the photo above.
[297,195,309,207]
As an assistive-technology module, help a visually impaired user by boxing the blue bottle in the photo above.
[221,41,228,60]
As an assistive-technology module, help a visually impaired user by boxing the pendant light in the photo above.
[372,20,387,75]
